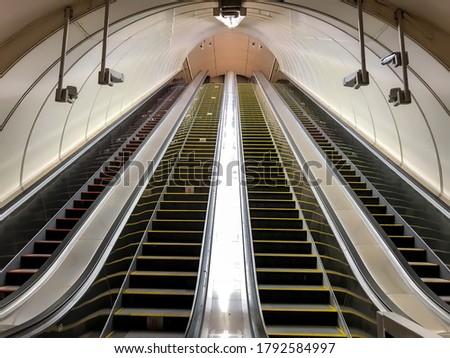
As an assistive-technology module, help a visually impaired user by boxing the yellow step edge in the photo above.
[262,305,337,313]
[130,271,197,276]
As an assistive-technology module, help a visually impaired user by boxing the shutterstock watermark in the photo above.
[104,156,341,189]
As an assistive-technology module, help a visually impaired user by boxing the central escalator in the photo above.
[110,83,223,337]
[238,84,347,338]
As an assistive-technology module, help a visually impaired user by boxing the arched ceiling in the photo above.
[0,0,449,207]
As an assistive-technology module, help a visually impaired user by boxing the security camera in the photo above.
[381,52,403,67]
[99,68,125,86]
[388,87,411,106]
[343,70,369,89]
[55,85,78,103]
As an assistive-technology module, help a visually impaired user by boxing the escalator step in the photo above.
[56,218,79,229]
[159,201,208,211]
[365,205,387,214]
[21,254,51,268]
[249,199,296,209]
[166,186,210,194]
[156,210,206,220]
[163,193,208,201]
[65,208,87,218]
[398,248,427,261]
[248,192,292,200]
[258,285,330,304]
[359,196,379,205]
[114,308,190,331]
[252,228,307,241]
[73,199,95,208]
[253,240,311,254]
[390,235,415,248]
[261,303,338,326]
[81,191,101,200]
[347,182,367,189]
[152,219,205,231]
[46,228,71,240]
[147,230,203,243]
[421,278,450,296]
[251,217,303,229]
[265,325,346,338]
[257,268,323,285]
[5,269,39,285]
[130,271,197,289]
[354,188,373,196]
[373,214,396,224]
[136,256,199,271]
[255,253,317,268]
[142,243,201,256]
[122,288,195,309]
[380,224,404,236]
[34,240,62,254]
[409,262,440,277]
[250,208,299,218]
[0,286,19,300]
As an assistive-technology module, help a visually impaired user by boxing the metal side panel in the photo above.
[0,71,207,330]
[253,72,450,336]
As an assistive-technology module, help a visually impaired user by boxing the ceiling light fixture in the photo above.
[213,1,246,29]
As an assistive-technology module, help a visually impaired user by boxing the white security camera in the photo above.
[99,68,125,87]
[55,85,78,103]
[381,52,404,67]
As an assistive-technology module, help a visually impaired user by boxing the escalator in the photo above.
[0,83,187,301]
[275,82,450,306]
[238,83,347,338]
[109,83,223,337]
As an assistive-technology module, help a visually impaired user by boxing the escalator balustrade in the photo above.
[239,84,347,338]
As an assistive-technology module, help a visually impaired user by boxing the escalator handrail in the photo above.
[0,71,208,337]
[277,83,450,316]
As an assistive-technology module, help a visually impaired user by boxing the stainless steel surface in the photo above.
[0,71,207,330]
[201,72,252,338]
[254,71,450,336]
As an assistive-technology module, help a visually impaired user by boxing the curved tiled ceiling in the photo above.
[0,0,449,207]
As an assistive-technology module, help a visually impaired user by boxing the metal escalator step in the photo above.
[380,224,404,236]
[399,248,427,261]
[252,228,308,241]
[261,303,338,326]
[156,210,206,220]
[136,256,199,271]
[259,285,329,304]
[250,208,299,218]
[409,262,440,277]
[255,253,317,268]
[159,201,208,211]
[130,271,197,289]
[122,288,195,309]
[142,242,201,256]
[5,269,39,285]
[373,214,396,224]
[21,254,51,268]
[0,286,19,299]
[421,278,450,296]
[251,217,303,229]
[357,196,379,205]
[249,199,296,209]
[147,230,203,243]
[253,240,311,254]
[114,308,191,331]
[34,240,62,254]
[265,325,346,338]
[152,219,205,231]
[257,268,323,285]
[365,204,387,214]
[389,235,415,247]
